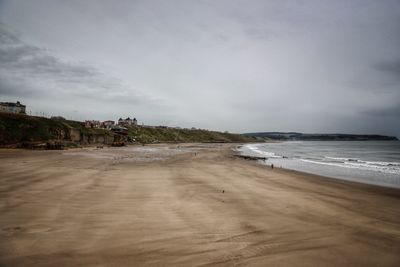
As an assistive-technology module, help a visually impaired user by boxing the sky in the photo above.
[0,0,399,136]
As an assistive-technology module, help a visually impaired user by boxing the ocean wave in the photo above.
[325,156,359,162]
[239,142,400,187]
[301,159,400,175]
[361,160,400,167]
[241,143,400,175]
[324,156,400,167]
[245,144,283,158]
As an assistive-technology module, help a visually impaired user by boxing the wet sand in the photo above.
[0,143,399,266]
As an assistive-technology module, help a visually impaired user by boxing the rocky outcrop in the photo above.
[80,132,115,145]
[69,128,81,142]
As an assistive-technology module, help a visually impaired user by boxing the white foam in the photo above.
[301,159,400,175]
[325,156,400,168]
[325,156,359,162]
[244,144,283,158]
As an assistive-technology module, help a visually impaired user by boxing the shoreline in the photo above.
[2,142,400,191]
[4,142,398,192]
[236,142,400,189]
[232,144,400,195]
[1,143,399,266]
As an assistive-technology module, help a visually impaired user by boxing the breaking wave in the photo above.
[302,158,400,175]
[245,144,283,158]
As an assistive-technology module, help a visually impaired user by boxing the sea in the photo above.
[238,141,400,188]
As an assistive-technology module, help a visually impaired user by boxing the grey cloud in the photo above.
[363,104,400,118]
[0,23,166,121]
[0,25,98,80]
[374,60,400,76]
[0,76,39,97]
[0,1,399,136]
[0,23,19,44]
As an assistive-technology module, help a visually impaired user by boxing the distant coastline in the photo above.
[243,132,398,141]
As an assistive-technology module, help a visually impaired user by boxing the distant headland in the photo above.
[243,132,398,141]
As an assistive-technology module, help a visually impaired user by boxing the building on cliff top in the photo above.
[118,117,137,126]
[0,101,26,114]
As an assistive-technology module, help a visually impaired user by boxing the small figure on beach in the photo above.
[271,164,274,169]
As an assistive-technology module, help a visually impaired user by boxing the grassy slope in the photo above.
[0,113,255,145]
[127,125,255,143]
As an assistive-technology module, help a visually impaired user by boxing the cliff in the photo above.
[0,113,255,149]
[0,113,115,148]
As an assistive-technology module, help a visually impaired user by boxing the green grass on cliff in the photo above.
[127,125,255,143]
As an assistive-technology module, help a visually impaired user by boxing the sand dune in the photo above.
[0,144,399,266]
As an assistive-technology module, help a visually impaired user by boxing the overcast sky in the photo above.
[0,0,399,136]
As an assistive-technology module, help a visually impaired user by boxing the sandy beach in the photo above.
[0,143,399,266]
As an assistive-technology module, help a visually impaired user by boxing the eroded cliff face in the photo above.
[43,128,120,149]
[15,130,118,149]
[79,131,115,145]
[0,113,123,149]
[69,128,81,142]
